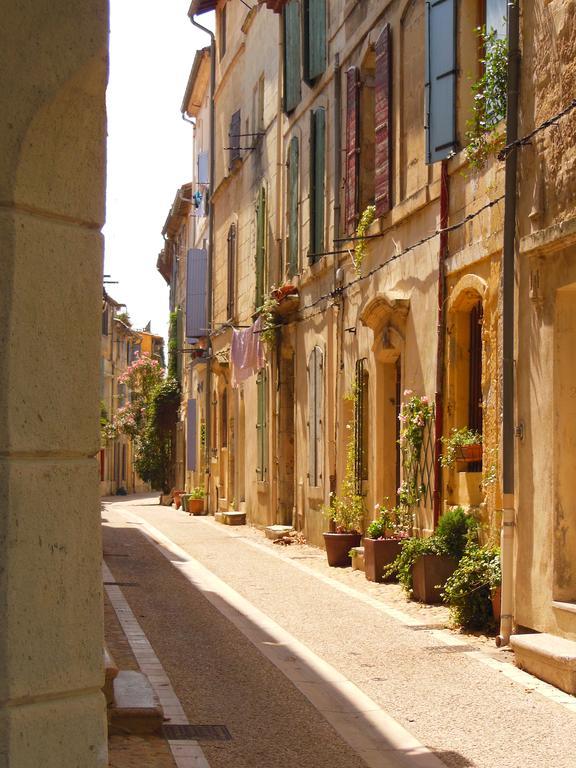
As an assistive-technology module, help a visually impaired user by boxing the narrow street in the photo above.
[103,495,576,768]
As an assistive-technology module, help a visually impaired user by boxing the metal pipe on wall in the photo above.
[433,159,449,528]
[498,0,521,648]
[189,6,216,515]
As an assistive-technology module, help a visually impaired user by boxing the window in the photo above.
[287,136,299,277]
[228,109,241,169]
[255,188,266,308]
[220,390,228,448]
[309,107,325,262]
[283,1,302,113]
[485,0,507,38]
[354,359,369,494]
[345,25,392,230]
[468,301,483,470]
[303,0,326,82]
[425,0,457,164]
[219,3,227,59]
[226,223,236,321]
[253,75,265,135]
[308,346,324,487]
[256,370,268,481]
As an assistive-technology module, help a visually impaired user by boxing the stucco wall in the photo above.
[0,2,108,765]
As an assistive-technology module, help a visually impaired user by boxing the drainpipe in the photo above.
[433,160,449,528]
[332,53,342,496]
[189,6,216,514]
[497,0,520,648]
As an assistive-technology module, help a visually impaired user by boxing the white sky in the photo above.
[104,1,213,342]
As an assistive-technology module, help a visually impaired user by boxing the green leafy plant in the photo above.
[465,27,508,171]
[168,310,179,380]
[440,427,483,468]
[353,205,376,275]
[188,486,205,500]
[442,544,501,629]
[398,391,434,511]
[259,292,279,348]
[366,503,413,540]
[384,507,478,594]
[323,387,365,533]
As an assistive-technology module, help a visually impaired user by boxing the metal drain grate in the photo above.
[103,581,139,587]
[162,724,232,742]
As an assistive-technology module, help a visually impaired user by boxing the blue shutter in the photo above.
[187,399,197,471]
[284,1,302,113]
[186,248,208,341]
[425,0,457,164]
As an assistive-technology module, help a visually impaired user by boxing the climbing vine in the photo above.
[397,391,434,512]
[465,27,508,171]
[259,293,279,349]
[353,205,376,276]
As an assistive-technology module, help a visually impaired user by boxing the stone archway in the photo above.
[1,4,109,765]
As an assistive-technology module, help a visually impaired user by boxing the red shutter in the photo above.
[345,66,360,233]
[374,24,392,218]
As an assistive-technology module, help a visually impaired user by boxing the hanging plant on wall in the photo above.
[352,205,376,276]
[465,27,508,171]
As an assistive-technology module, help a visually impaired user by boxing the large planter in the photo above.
[186,497,205,515]
[159,493,172,506]
[363,537,403,583]
[411,554,458,603]
[323,532,362,568]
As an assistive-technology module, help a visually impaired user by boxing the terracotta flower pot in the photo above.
[323,532,362,568]
[186,497,205,515]
[363,537,403,583]
[411,554,458,603]
[456,443,482,462]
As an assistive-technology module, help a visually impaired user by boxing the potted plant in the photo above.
[322,492,364,567]
[185,487,205,515]
[441,427,483,466]
[442,544,501,629]
[363,504,412,583]
[384,506,477,603]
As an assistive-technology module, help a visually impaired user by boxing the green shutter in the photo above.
[305,0,326,81]
[288,136,299,277]
[176,307,183,381]
[255,188,266,308]
[284,1,302,113]
[256,370,268,481]
[310,108,325,262]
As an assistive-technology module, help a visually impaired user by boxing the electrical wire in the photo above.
[498,97,576,159]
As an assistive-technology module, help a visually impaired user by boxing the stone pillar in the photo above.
[0,3,109,766]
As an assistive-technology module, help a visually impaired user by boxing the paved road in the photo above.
[103,495,576,768]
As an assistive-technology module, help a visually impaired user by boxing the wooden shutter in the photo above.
[187,399,197,471]
[425,0,457,164]
[374,25,392,217]
[284,1,302,113]
[256,370,268,481]
[176,308,183,380]
[229,109,241,169]
[305,0,326,82]
[255,188,266,308]
[354,359,368,494]
[308,347,324,486]
[186,248,208,341]
[310,107,325,261]
[227,224,236,320]
[288,136,299,277]
[345,67,360,233]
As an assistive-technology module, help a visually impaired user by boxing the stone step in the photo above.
[109,670,164,735]
[217,511,246,526]
[103,645,119,706]
[265,525,294,540]
[350,546,365,572]
[511,632,576,694]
